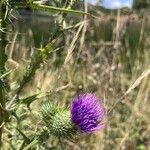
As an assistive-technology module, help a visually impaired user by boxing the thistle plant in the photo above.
[40,93,105,138]
[0,0,96,148]
[20,93,106,149]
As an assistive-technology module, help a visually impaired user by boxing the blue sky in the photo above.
[86,0,133,9]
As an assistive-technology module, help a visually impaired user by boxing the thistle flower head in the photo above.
[70,93,105,133]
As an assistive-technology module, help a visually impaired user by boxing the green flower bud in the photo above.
[50,110,76,137]
[41,101,76,138]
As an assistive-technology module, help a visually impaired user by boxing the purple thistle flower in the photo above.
[70,93,105,133]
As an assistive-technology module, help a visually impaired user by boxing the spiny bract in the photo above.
[41,101,76,138]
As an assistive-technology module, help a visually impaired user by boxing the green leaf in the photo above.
[23,138,38,150]
[17,94,39,107]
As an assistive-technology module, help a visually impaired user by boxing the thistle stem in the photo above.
[0,1,7,146]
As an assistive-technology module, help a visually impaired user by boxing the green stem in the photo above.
[6,33,59,110]
[0,1,7,146]
[16,2,91,16]
[23,138,38,150]
[0,5,7,74]
[6,1,73,110]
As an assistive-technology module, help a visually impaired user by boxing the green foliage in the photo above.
[133,0,149,9]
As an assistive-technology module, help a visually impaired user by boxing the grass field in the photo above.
[1,4,150,150]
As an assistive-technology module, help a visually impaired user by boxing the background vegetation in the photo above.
[0,0,150,149]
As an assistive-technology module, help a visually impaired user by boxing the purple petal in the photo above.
[70,93,106,133]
